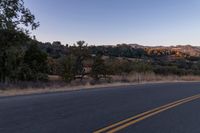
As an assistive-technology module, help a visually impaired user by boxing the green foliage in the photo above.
[91,53,107,81]
[105,58,152,75]
[47,57,62,75]
[71,41,89,80]
[133,62,153,73]
[0,0,44,83]
[0,47,21,82]
[0,0,39,31]
[60,55,76,82]
[153,65,186,76]
[0,30,27,82]
[21,43,48,81]
[89,44,146,58]
[59,41,90,82]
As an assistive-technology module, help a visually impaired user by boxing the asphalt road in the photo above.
[1,82,200,133]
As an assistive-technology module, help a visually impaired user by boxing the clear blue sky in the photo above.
[26,0,200,46]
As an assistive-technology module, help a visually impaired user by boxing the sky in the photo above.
[25,0,200,46]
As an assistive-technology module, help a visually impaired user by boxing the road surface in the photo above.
[1,82,200,133]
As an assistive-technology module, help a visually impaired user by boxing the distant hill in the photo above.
[36,41,200,77]
[38,41,200,61]
[129,44,200,57]
[170,45,200,57]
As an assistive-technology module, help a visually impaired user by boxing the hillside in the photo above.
[129,44,200,57]
[38,42,200,61]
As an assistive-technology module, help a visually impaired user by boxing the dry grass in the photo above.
[111,73,200,83]
[48,75,62,81]
[0,73,200,97]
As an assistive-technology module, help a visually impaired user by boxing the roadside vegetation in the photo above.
[1,0,200,90]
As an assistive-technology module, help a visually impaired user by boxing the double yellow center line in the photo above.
[94,94,200,133]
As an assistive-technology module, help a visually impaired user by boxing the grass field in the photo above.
[0,73,200,97]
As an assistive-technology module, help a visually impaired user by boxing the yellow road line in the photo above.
[94,94,200,133]
[107,95,200,133]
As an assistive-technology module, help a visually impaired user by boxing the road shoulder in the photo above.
[0,81,199,97]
